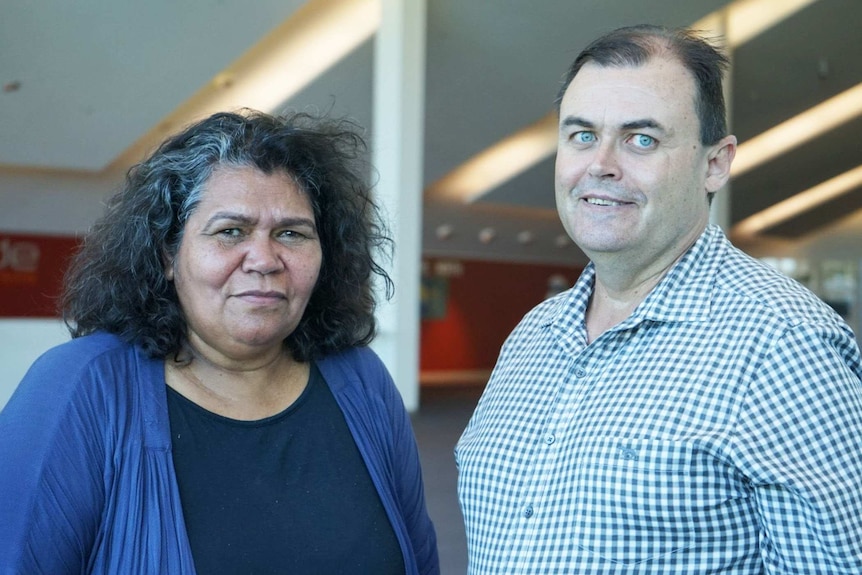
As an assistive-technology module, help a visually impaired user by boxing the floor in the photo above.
[412,384,484,575]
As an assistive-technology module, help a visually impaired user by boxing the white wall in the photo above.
[0,171,118,235]
[0,171,114,411]
[0,319,70,410]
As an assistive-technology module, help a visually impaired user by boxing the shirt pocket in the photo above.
[571,438,696,565]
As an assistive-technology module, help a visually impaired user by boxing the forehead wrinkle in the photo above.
[202,211,255,228]
[203,210,317,232]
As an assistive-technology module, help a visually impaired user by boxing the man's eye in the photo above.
[573,131,597,144]
[217,228,243,237]
[631,134,656,149]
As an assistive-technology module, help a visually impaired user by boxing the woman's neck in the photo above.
[165,349,310,420]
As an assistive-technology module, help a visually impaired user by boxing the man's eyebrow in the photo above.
[561,116,667,134]
[621,119,665,133]
[560,116,595,129]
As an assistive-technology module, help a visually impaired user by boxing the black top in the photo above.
[167,363,405,575]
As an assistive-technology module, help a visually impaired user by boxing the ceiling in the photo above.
[2,0,860,268]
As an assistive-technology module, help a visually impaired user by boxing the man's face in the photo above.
[555,56,730,271]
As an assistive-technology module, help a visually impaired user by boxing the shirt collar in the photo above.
[547,225,725,329]
[637,224,723,323]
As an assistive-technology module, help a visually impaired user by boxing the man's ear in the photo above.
[705,135,737,194]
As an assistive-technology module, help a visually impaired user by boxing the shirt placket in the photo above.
[505,341,595,573]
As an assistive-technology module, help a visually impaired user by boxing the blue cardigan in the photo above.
[0,333,439,574]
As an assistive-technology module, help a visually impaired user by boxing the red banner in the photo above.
[0,233,81,317]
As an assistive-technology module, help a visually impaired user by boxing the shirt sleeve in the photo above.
[734,321,862,573]
[0,348,108,574]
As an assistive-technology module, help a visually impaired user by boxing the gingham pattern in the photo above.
[456,225,862,574]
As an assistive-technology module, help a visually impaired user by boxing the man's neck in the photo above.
[585,268,662,343]
[584,236,698,342]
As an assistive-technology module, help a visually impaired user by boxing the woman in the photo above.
[0,110,439,574]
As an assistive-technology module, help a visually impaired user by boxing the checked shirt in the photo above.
[456,225,862,574]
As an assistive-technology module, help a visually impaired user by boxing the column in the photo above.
[371,0,426,411]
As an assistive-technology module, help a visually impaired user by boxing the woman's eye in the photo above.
[630,134,656,149]
[216,228,243,238]
[278,229,306,241]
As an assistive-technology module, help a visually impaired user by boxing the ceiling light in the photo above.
[732,83,862,178]
[726,0,818,47]
[205,0,378,112]
[693,0,818,48]
[435,224,454,240]
[478,228,496,244]
[111,0,378,170]
[426,0,822,206]
[425,114,557,203]
[733,164,862,238]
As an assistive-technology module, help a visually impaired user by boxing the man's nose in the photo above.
[586,141,621,179]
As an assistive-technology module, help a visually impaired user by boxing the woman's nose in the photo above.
[243,237,285,275]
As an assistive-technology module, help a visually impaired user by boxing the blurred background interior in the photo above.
[1,1,860,571]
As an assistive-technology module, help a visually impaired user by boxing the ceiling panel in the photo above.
[731,114,862,222]
[1,0,859,266]
[0,0,307,170]
[732,0,862,140]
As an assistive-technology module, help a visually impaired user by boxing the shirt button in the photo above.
[575,367,587,378]
[523,505,534,518]
[544,434,556,445]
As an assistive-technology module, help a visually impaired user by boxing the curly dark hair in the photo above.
[62,109,393,362]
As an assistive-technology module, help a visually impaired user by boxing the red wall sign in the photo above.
[420,258,582,374]
[0,233,81,318]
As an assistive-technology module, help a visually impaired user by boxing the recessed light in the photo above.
[516,230,534,245]
[478,227,496,244]
[435,224,454,240]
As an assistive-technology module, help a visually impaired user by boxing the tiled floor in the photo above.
[412,384,484,574]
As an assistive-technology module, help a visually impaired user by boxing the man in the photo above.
[456,24,862,573]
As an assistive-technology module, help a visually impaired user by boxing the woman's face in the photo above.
[165,165,322,364]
